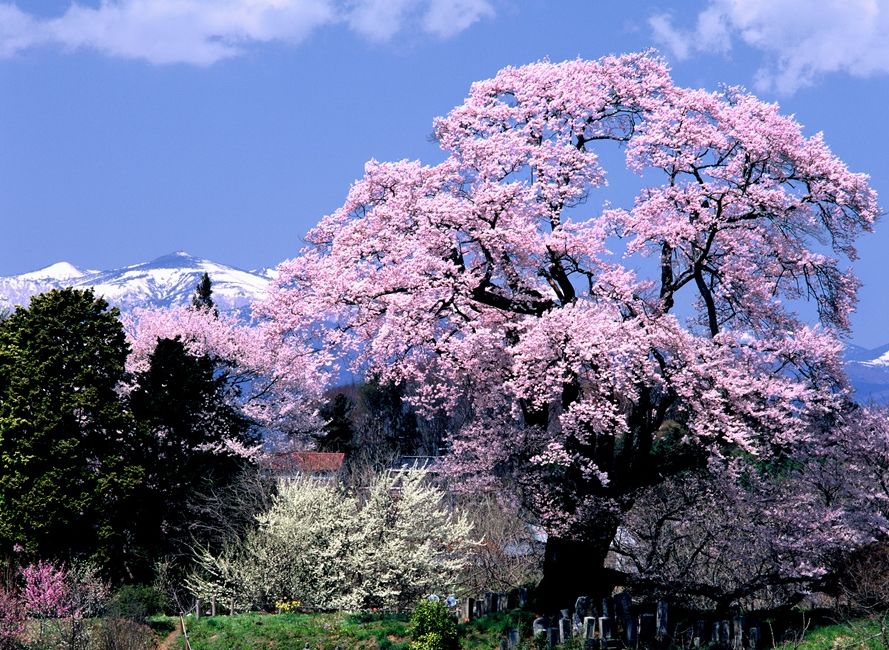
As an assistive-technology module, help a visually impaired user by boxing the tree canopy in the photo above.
[256,51,882,607]
[0,289,138,571]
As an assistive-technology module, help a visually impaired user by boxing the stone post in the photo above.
[508,628,520,649]
[499,593,509,613]
[211,595,216,617]
[518,588,528,608]
[533,617,551,637]
[598,617,611,641]
[656,601,668,640]
[461,597,475,622]
[485,592,495,615]
[195,599,201,620]
[640,614,655,642]
[625,617,637,644]
[733,616,745,649]
[559,618,572,644]
[749,627,761,650]
[548,627,559,650]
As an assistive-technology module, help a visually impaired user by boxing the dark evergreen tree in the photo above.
[127,336,257,570]
[358,381,420,455]
[191,272,216,315]
[0,289,140,575]
[314,392,356,454]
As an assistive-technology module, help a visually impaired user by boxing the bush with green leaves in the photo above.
[189,469,475,612]
[410,600,459,650]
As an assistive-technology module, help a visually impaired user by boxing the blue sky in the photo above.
[1,0,888,346]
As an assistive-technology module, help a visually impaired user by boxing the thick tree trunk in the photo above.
[536,536,625,613]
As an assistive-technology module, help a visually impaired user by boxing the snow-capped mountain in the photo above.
[0,252,270,314]
[845,345,889,403]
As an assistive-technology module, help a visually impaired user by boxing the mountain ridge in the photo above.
[0,252,269,314]
[2,253,888,404]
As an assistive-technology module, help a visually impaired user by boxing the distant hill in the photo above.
[0,252,270,314]
[845,344,889,404]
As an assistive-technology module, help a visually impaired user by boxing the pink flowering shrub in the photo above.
[0,589,24,650]
[20,560,70,619]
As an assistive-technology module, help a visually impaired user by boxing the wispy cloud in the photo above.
[650,0,889,94]
[0,0,495,65]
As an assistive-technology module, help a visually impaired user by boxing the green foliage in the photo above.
[191,272,217,314]
[410,601,459,650]
[127,336,257,573]
[107,584,167,622]
[0,288,138,572]
[316,393,357,453]
[358,381,419,455]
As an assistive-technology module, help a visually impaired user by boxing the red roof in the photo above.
[261,452,345,472]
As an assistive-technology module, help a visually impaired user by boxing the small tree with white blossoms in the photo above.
[189,469,474,612]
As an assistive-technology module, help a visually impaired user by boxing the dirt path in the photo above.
[158,628,181,650]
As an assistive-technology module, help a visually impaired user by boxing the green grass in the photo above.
[172,611,415,650]
[166,608,538,650]
[794,618,887,650]
[164,609,889,650]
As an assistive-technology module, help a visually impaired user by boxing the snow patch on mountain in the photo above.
[0,252,269,314]
[18,261,96,281]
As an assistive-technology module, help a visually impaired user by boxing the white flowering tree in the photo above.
[188,469,475,612]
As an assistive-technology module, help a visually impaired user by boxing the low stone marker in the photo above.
[533,617,551,637]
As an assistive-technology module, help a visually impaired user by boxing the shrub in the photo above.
[189,469,476,612]
[107,585,166,622]
[0,590,24,650]
[410,600,459,650]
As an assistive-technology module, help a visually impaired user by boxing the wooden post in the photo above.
[195,599,201,620]
[230,596,235,616]
[180,614,193,650]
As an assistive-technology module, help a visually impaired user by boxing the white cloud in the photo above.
[423,0,495,39]
[650,0,889,94]
[347,0,417,42]
[0,0,494,64]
